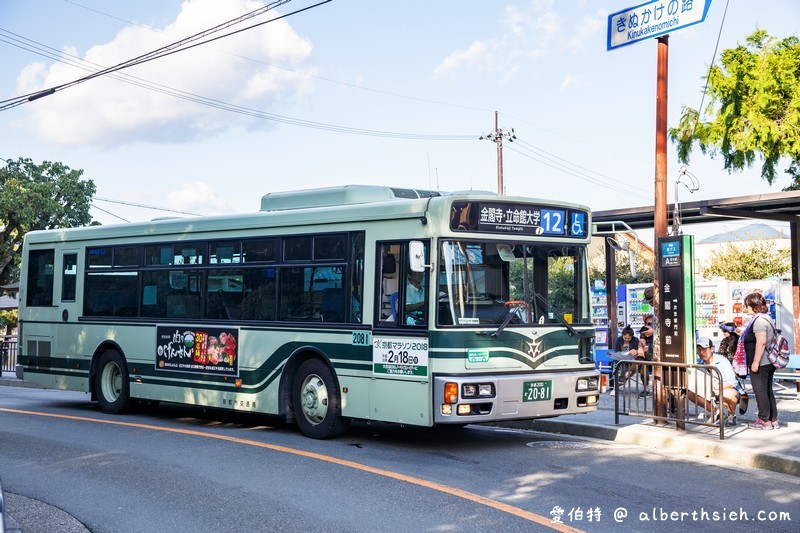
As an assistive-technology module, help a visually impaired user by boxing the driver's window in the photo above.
[375,241,428,327]
[377,243,400,324]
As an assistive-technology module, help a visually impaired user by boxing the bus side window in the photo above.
[26,249,55,307]
[377,244,399,324]
[61,253,78,302]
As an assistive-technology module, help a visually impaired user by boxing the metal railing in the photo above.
[1,336,17,374]
[612,359,727,440]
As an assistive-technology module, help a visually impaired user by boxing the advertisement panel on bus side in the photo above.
[155,326,239,377]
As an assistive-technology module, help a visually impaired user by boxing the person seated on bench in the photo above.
[687,337,741,426]
[609,326,638,395]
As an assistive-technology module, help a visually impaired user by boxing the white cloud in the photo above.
[14,0,315,146]
[433,1,604,80]
[566,9,607,52]
[167,181,235,215]
[433,41,493,78]
[560,73,579,91]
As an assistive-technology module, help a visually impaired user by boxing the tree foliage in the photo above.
[702,239,790,281]
[1,309,18,333]
[588,247,654,286]
[0,158,96,286]
[669,30,800,186]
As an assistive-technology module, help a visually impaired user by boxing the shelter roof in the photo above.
[593,190,800,230]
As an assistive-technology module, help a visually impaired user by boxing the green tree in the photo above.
[588,248,654,286]
[1,309,18,335]
[702,239,790,280]
[0,158,96,286]
[669,30,800,187]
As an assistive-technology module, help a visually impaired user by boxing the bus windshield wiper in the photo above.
[491,301,527,337]
[534,293,577,336]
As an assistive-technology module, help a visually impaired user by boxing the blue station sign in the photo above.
[607,0,713,51]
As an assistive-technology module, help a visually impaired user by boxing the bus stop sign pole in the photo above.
[607,0,712,420]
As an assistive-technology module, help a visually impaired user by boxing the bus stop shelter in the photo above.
[592,189,800,352]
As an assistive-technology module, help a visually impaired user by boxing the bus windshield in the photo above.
[437,240,588,328]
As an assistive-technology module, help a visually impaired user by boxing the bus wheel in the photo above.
[95,350,130,414]
[292,359,349,439]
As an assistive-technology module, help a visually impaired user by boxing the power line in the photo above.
[94,197,202,216]
[66,0,492,115]
[90,203,131,223]
[0,27,476,140]
[505,143,650,200]
[0,0,321,111]
[514,138,650,195]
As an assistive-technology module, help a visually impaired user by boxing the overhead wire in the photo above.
[514,138,650,195]
[90,203,131,223]
[67,0,492,114]
[94,197,202,217]
[671,0,730,234]
[0,28,474,140]
[506,141,650,200]
[1,1,650,210]
[0,0,310,110]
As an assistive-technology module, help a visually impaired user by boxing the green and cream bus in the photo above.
[19,185,599,438]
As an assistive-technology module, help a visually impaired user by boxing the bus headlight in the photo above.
[576,376,599,392]
[462,383,494,398]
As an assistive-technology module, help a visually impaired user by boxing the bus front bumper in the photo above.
[432,371,600,424]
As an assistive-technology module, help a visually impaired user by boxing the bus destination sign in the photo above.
[156,326,239,377]
[450,201,587,237]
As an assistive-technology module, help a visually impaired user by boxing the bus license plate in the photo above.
[522,380,552,402]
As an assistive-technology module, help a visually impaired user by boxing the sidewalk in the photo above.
[498,384,800,477]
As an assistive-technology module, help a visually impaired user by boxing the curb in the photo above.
[0,377,42,389]
[494,418,800,478]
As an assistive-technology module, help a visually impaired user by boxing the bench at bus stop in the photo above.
[774,353,800,397]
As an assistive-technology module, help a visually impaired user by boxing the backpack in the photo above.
[764,318,790,369]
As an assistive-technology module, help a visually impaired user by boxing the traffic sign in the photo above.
[607,0,712,51]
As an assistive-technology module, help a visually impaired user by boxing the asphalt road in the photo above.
[1,386,799,532]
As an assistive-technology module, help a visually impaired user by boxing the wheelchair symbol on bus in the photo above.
[570,212,585,237]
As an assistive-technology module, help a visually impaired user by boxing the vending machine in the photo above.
[590,281,612,374]
[591,280,609,327]
[695,280,729,345]
[616,283,655,331]
[728,279,794,348]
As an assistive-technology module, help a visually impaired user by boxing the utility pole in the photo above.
[480,111,515,195]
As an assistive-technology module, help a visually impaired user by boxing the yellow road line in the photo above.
[0,407,582,532]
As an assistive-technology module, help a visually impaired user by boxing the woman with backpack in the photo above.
[740,292,778,430]
[718,322,744,379]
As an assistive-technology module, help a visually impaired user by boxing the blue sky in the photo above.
[1,0,798,243]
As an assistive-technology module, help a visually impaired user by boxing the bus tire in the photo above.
[95,349,130,414]
[292,359,349,439]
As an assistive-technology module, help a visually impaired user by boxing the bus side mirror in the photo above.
[409,241,428,272]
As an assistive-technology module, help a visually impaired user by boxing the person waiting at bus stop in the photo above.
[686,337,741,426]
[636,314,654,397]
[608,326,638,395]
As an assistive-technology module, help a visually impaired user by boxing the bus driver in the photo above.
[405,270,426,325]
